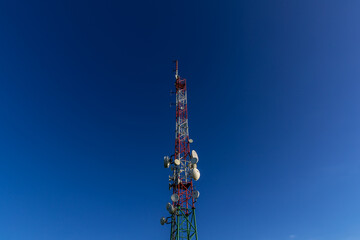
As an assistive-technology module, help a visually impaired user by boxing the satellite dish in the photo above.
[174,159,181,165]
[164,156,170,168]
[191,150,198,164]
[160,217,167,225]
[192,190,200,199]
[189,139,193,143]
[166,202,175,214]
[171,193,179,202]
[190,168,200,181]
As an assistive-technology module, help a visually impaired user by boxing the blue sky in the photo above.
[0,0,360,240]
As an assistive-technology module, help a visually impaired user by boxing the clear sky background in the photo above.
[0,0,360,240]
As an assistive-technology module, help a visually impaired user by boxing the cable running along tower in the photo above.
[161,61,200,240]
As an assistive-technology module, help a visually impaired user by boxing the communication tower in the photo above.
[160,60,200,240]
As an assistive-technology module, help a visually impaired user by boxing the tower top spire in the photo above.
[175,60,179,79]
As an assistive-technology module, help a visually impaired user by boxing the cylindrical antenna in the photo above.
[175,60,179,79]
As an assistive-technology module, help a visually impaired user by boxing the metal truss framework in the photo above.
[170,60,199,240]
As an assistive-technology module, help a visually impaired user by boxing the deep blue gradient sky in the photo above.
[1,1,360,240]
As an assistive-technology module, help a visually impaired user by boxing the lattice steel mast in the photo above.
[161,61,200,240]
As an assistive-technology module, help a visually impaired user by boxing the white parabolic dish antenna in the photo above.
[166,202,175,214]
[191,150,199,164]
[160,217,167,225]
[164,156,170,168]
[192,190,200,199]
[190,168,200,181]
[171,193,179,202]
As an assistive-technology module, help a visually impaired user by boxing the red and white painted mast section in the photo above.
[173,60,194,210]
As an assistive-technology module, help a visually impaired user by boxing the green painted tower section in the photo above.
[170,207,198,240]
